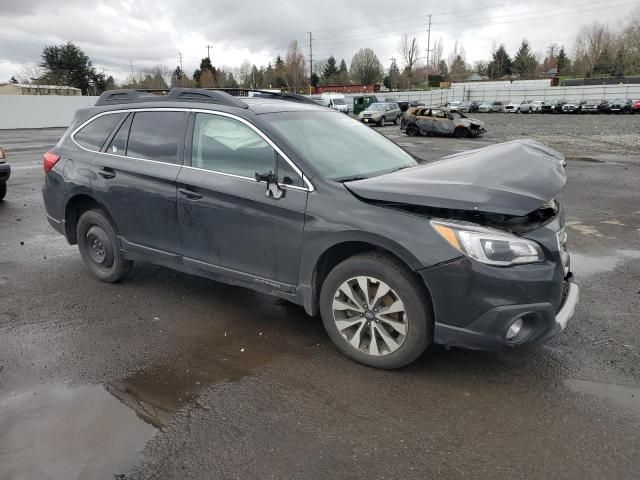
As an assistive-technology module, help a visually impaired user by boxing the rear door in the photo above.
[176,112,308,288]
[91,110,188,259]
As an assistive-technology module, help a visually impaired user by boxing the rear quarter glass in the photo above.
[74,113,124,151]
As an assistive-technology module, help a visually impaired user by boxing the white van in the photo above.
[321,93,349,114]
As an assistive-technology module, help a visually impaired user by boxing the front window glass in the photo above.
[265,111,416,181]
[191,113,274,178]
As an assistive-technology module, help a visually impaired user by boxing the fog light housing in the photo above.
[506,318,524,340]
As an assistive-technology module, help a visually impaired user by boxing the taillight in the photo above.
[43,151,61,174]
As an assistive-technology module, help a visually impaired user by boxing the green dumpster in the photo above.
[353,95,379,115]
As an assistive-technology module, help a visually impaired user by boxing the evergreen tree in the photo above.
[40,42,103,94]
[593,46,613,75]
[171,66,184,86]
[322,56,339,82]
[383,59,401,90]
[512,39,538,77]
[437,59,449,80]
[487,44,512,78]
[336,59,349,85]
[10,76,18,84]
[557,46,570,74]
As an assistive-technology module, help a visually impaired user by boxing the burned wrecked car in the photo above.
[401,107,485,138]
[43,88,577,369]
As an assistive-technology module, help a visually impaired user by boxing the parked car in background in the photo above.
[489,101,504,113]
[562,100,584,114]
[457,101,474,113]
[609,98,633,114]
[0,147,9,201]
[358,102,402,126]
[581,99,610,114]
[401,107,485,138]
[385,98,410,112]
[505,101,533,113]
[529,101,547,113]
[477,102,492,113]
[321,93,349,114]
[550,100,567,114]
[468,101,481,113]
[446,101,463,112]
[408,100,425,108]
[632,99,640,114]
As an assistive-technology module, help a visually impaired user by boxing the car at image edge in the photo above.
[41,88,579,369]
[0,147,9,201]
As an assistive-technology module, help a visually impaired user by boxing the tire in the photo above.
[516,108,521,114]
[454,127,469,138]
[379,116,386,127]
[406,125,420,137]
[393,115,399,125]
[0,182,5,201]
[76,209,133,283]
[319,252,432,369]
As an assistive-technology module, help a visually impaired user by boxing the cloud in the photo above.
[0,0,636,82]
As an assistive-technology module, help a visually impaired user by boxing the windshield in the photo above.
[368,103,387,111]
[332,98,346,105]
[264,111,417,181]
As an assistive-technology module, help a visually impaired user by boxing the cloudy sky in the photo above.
[0,0,637,82]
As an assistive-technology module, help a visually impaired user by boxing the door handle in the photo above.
[178,187,203,200]
[97,167,116,179]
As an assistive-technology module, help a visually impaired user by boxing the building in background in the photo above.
[0,83,81,96]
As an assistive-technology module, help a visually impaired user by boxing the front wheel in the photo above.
[77,209,133,283]
[454,127,469,138]
[319,253,432,369]
[379,116,386,127]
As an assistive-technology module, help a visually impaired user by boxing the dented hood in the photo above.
[345,139,567,216]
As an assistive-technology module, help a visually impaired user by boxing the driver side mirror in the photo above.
[255,170,285,199]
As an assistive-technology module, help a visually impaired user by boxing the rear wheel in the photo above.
[319,253,432,369]
[77,209,133,283]
[406,125,420,137]
[0,182,5,201]
[393,115,399,125]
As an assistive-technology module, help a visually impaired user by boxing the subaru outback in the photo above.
[42,88,578,369]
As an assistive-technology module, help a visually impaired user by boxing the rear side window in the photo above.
[127,111,187,163]
[106,114,132,155]
[75,113,124,151]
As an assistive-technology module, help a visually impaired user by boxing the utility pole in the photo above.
[425,13,432,90]
[308,32,313,95]
[177,52,184,87]
[206,44,213,59]
[129,60,134,82]
[390,57,396,91]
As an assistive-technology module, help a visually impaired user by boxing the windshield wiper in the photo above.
[335,175,369,183]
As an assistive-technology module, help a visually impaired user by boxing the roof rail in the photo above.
[95,88,249,109]
[210,88,319,105]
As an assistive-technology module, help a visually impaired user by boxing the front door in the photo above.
[91,110,188,258]
[177,112,308,288]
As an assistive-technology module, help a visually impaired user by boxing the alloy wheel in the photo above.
[332,276,408,356]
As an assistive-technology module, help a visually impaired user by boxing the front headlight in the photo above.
[431,220,544,267]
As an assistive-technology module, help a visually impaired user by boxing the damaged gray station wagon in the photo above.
[42,88,578,369]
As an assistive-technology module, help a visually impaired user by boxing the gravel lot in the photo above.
[0,115,639,479]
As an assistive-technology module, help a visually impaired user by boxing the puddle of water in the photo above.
[107,323,288,428]
[566,379,640,415]
[571,250,640,276]
[0,384,156,480]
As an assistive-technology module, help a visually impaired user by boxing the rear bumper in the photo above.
[0,163,10,183]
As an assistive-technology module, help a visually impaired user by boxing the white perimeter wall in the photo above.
[0,95,99,129]
[2,83,640,129]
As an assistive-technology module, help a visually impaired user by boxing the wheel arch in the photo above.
[64,193,118,245]
[304,235,433,317]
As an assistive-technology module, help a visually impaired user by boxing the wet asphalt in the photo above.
[0,116,639,479]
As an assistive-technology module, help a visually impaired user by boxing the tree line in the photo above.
[12,7,640,94]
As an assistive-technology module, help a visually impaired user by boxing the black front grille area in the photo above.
[556,281,571,314]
